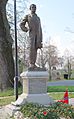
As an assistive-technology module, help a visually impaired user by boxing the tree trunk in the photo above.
[0,0,14,91]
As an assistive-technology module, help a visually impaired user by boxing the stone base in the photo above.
[20,71,49,94]
[4,104,20,117]
[12,93,54,106]
[11,71,54,106]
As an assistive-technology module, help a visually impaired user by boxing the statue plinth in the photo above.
[12,70,54,105]
[22,71,47,94]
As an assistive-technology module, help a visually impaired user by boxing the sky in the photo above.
[27,0,74,56]
[7,0,74,56]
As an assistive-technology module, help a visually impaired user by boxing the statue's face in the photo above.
[30,5,36,13]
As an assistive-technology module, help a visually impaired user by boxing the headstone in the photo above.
[51,67,60,80]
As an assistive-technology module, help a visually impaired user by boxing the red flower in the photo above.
[43,111,47,116]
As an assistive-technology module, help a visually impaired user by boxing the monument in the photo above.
[5,4,53,117]
[51,67,60,80]
[12,4,53,105]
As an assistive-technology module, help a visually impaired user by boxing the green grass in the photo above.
[47,86,74,100]
[0,86,74,106]
[0,87,22,97]
[47,86,74,92]
[0,86,73,97]
[0,87,22,106]
[0,92,74,106]
[0,96,15,106]
[49,92,74,100]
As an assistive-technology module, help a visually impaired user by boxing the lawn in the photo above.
[49,92,74,100]
[47,86,74,92]
[0,87,22,106]
[0,96,15,106]
[0,86,74,106]
[0,86,74,97]
[0,87,22,97]
[0,92,74,106]
[48,86,74,100]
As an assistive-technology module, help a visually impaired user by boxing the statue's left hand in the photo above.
[36,42,43,49]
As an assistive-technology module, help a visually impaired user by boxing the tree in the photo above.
[63,49,73,79]
[6,0,29,73]
[36,43,59,80]
[0,0,14,91]
[46,44,59,80]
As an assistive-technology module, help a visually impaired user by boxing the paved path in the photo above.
[47,80,74,86]
[0,106,10,119]
[0,107,3,119]
[0,107,6,119]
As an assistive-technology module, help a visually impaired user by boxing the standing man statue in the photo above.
[20,4,42,69]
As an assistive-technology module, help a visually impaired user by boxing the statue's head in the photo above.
[30,4,36,13]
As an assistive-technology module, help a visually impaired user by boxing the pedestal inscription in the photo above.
[29,78,47,94]
[21,71,48,94]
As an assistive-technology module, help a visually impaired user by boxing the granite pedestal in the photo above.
[12,70,53,105]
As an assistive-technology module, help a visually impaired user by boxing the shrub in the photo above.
[20,103,59,119]
[53,102,74,119]
[20,102,74,119]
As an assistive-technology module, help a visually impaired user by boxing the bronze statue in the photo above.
[20,4,42,69]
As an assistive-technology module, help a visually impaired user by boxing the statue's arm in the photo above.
[20,15,28,32]
[38,17,42,42]
[40,22,42,42]
[37,18,43,49]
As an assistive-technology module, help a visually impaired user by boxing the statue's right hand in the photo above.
[20,24,28,32]
[23,27,28,32]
